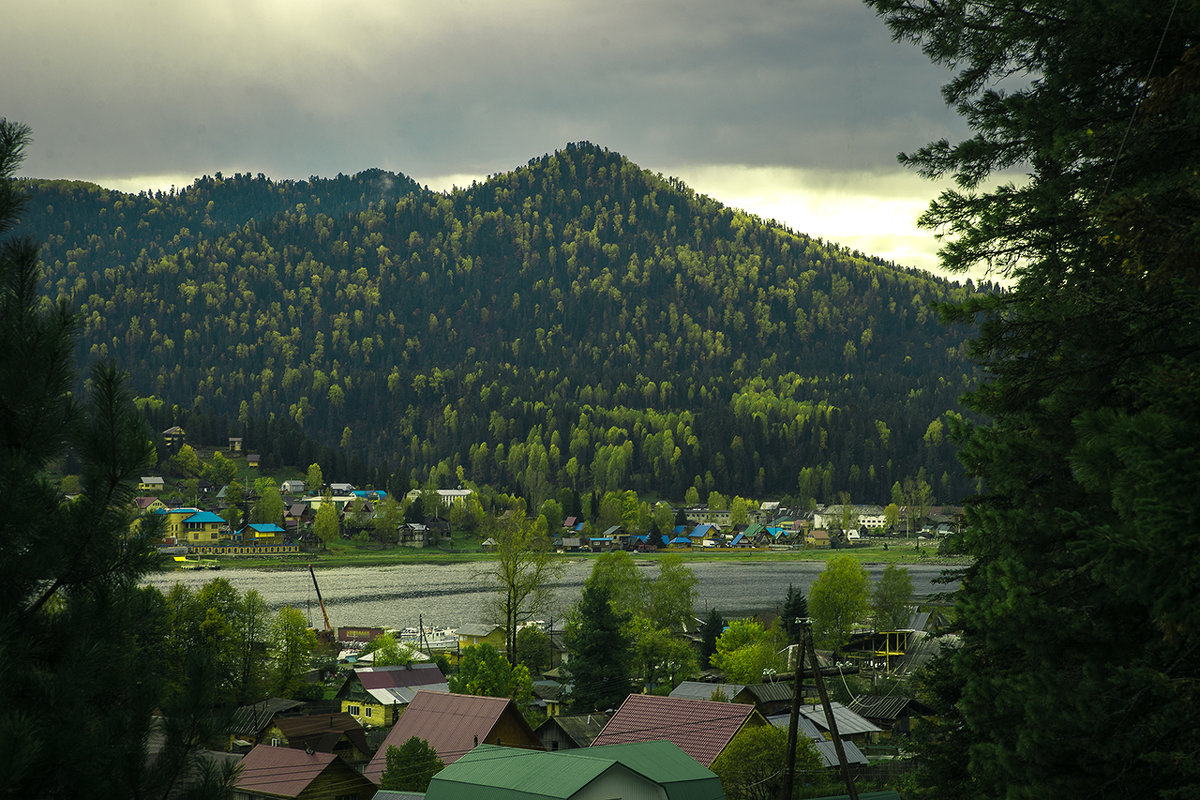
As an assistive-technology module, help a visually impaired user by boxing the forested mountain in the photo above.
[20,143,981,504]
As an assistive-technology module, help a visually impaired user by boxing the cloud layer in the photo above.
[4,0,968,272]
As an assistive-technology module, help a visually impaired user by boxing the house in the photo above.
[161,426,186,450]
[228,436,243,453]
[179,510,227,547]
[670,680,798,717]
[139,476,166,493]
[229,697,307,749]
[535,712,610,751]
[404,487,473,509]
[134,496,166,513]
[456,623,506,651]
[398,522,429,547]
[363,691,543,782]
[233,743,376,800]
[335,663,449,727]
[280,479,305,495]
[237,523,285,546]
[421,740,724,800]
[246,453,260,469]
[591,693,767,767]
[845,694,935,736]
[668,681,745,703]
[272,712,372,767]
[795,701,883,746]
[285,502,313,533]
[806,528,831,548]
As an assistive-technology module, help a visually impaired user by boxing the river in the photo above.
[142,558,960,631]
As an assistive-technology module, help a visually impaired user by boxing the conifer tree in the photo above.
[0,118,234,798]
[866,2,1200,796]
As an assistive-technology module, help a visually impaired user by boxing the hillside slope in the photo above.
[21,143,979,503]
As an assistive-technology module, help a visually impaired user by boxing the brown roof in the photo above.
[274,712,369,756]
[235,744,371,798]
[591,693,763,767]
[363,691,541,783]
[357,663,446,690]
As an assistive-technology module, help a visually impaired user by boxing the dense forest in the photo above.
[19,143,982,504]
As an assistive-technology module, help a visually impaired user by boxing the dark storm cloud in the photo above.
[3,0,961,183]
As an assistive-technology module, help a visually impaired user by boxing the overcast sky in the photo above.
[3,0,971,275]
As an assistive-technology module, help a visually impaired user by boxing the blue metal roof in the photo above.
[185,511,225,523]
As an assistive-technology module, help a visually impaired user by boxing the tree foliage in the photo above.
[564,581,632,713]
[807,555,870,652]
[486,503,562,655]
[710,722,826,800]
[0,118,234,798]
[866,1,1200,796]
[380,737,444,792]
[448,643,532,705]
[872,564,913,632]
[711,620,785,683]
[22,144,981,501]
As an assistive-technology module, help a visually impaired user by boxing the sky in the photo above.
[3,0,975,277]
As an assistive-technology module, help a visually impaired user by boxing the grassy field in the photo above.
[158,539,968,572]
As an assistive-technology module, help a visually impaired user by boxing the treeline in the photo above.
[21,142,983,503]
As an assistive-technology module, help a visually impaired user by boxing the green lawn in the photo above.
[158,538,967,571]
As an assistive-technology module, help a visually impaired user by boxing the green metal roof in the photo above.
[425,741,723,800]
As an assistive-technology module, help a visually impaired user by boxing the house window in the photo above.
[270,738,281,747]
[347,704,360,716]
[364,707,372,718]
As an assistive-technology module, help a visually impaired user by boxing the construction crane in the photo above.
[308,564,334,643]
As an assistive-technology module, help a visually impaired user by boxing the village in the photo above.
[123,428,955,800]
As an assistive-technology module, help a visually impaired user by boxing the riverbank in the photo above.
[153,540,968,573]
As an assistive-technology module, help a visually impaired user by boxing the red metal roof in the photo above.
[235,744,338,797]
[591,693,759,767]
[363,691,539,783]
[357,663,446,690]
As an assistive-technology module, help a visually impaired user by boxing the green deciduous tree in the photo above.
[807,555,870,652]
[313,490,340,550]
[486,502,562,656]
[251,477,284,525]
[380,737,444,792]
[366,631,415,667]
[448,643,532,706]
[866,1,1200,797]
[711,620,784,683]
[872,564,913,632]
[710,721,826,800]
[305,462,323,492]
[268,605,317,696]
[585,550,645,618]
[173,443,201,477]
[646,553,697,633]
[514,624,552,673]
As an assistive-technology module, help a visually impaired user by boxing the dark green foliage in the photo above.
[0,118,233,798]
[24,144,980,501]
[866,1,1200,797]
[380,737,444,792]
[780,584,808,644]
[699,606,725,668]
[871,564,913,632]
[514,624,552,673]
[564,581,633,713]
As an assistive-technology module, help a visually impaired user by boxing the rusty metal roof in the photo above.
[591,693,762,767]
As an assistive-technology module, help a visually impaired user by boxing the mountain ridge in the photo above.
[21,142,980,504]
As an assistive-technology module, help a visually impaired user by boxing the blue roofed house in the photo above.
[237,523,286,546]
[181,510,227,548]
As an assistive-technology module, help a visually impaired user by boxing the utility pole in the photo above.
[781,633,805,800]
[807,633,858,800]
